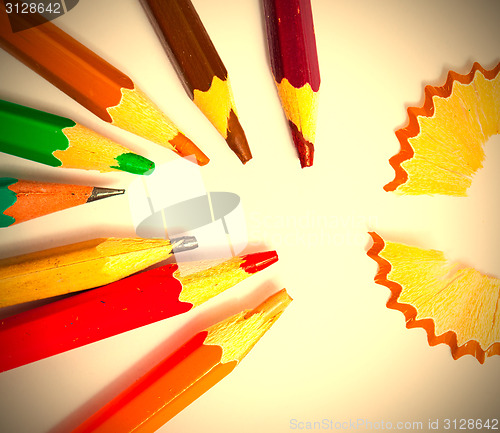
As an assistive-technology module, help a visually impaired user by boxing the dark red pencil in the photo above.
[263,0,320,167]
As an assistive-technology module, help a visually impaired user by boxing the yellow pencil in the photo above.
[0,236,197,308]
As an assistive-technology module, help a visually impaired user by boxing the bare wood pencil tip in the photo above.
[245,289,292,320]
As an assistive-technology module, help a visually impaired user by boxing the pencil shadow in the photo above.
[0,222,141,261]
[48,280,282,433]
[240,240,274,255]
[0,292,76,321]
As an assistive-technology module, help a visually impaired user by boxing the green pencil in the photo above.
[0,99,155,175]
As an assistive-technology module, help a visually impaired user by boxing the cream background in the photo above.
[0,0,499,432]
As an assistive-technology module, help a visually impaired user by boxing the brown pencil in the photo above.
[140,0,252,163]
[0,5,209,165]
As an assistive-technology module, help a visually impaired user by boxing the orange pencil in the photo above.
[71,289,292,432]
[0,5,209,165]
[0,177,124,227]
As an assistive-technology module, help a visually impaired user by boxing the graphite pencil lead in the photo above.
[171,235,198,253]
[0,178,125,227]
[87,187,125,203]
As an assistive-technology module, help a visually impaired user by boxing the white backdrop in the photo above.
[0,1,499,432]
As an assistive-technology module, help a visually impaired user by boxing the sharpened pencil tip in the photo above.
[87,187,125,203]
[240,251,278,274]
[171,236,198,253]
[113,153,156,175]
[289,121,314,168]
[169,133,210,166]
[227,110,252,164]
[245,289,292,320]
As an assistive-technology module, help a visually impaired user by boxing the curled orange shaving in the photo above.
[385,62,500,195]
[367,232,500,364]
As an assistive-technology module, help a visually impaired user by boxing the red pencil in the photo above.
[263,0,320,167]
[0,251,278,372]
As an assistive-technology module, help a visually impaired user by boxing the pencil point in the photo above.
[264,0,320,166]
[245,289,292,320]
[227,110,252,164]
[240,251,278,274]
[169,132,210,166]
[289,121,314,168]
[87,187,125,203]
[113,153,156,175]
[171,235,198,253]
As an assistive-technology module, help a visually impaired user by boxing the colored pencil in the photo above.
[71,289,291,432]
[0,251,278,372]
[0,177,124,227]
[0,99,155,175]
[263,0,320,167]
[140,0,252,164]
[0,236,197,308]
[0,6,209,165]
